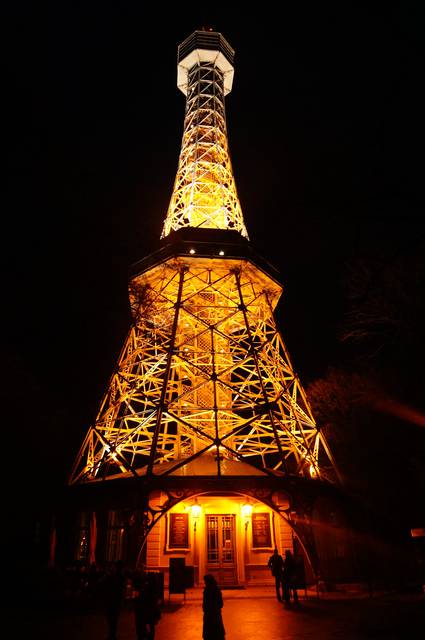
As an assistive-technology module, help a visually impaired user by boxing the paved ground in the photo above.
[16,586,425,640]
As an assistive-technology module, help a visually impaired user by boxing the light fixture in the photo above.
[242,503,253,530]
[191,500,202,532]
[191,500,202,520]
[241,503,253,519]
[189,248,196,254]
[219,250,225,256]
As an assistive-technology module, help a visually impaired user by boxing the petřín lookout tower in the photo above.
[69,29,339,586]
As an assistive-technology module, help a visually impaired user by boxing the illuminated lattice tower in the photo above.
[70,30,338,486]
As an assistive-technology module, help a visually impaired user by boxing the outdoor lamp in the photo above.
[242,503,253,529]
[191,501,202,530]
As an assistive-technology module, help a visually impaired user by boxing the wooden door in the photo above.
[206,515,237,586]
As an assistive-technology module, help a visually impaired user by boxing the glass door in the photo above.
[206,515,237,585]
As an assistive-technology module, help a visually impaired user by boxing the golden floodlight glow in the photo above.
[161,47,248,239]
[69,256,338,485]
[69,30,339,488]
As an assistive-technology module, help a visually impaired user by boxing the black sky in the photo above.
[4,4,425,502]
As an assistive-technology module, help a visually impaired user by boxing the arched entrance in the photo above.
[141,489,315,588]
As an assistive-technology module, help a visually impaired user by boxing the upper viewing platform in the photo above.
[177,30,235,95]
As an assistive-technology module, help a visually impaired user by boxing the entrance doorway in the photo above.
[206,514,237,586]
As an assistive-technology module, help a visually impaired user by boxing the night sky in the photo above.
[4,4,425,510]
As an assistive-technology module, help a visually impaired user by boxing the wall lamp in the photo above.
[242,503,253,530]
[191,500,202,530]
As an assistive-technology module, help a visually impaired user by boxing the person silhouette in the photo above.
[267,548,284,601]
[282,550,299,605]
[101,560,126,640]
[133,570,162,640]
[202,574,225,640]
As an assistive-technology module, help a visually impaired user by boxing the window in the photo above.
[75,511,90,562]
[106,510,125,562]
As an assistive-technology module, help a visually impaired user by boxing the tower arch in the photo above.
[138,487,318,587]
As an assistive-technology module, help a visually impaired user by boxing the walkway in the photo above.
[18,586,425,640]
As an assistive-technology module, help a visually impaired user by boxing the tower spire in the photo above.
[161,30,249,239]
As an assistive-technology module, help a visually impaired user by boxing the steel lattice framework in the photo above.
[161,43,248,238]
[69,30,338,487]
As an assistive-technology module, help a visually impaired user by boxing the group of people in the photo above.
[101,563,225,640]
[202,551,300,640]
[268,548,299,605]
[101,561,162,640]
[101,550,298,640]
